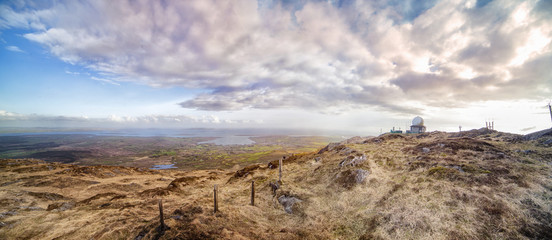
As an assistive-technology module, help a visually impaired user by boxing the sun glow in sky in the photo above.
[1,0,551,135]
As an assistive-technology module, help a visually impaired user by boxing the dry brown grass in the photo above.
[0,130,551,239]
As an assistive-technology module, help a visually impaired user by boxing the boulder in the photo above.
[278,195,302,214]
[335,169,369,189]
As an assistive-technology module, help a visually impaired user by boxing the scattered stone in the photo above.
[0,211,17,218]
[450,165,465,173]
[422,147,431,153]
[269,182,280,196]
[278,195,302,214]
[268,162,277,169]
[314,157,321,162]
[19,206,44,211]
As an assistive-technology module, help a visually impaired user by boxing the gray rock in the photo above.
[269,182,280,196]
[335,169,369,189]
[317,143,341,154]
[0,211,17,218]
[278,195,302,214]
[19,206,44,211]
[450,165,465,173]
[422,147,431,153]
[523,150,535,154]
[353,169,369,183]
[339,154,367,167]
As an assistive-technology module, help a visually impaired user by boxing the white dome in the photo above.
[412,116,424,126]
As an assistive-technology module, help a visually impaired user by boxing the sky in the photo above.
[0,0,551,135]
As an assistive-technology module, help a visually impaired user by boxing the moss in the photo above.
[427,166,459,179]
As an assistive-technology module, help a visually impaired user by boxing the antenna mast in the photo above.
[548,102,552,124]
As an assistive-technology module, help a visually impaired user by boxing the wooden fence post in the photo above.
[158,199,165,230]
[251,181,255,206]
[279,157,283,183]
[214,184,218,213]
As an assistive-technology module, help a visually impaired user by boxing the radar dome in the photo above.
[412,116,424,126]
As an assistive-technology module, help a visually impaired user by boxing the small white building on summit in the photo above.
[408,116,426,134]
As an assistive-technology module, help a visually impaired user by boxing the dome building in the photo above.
[409,116,426,134]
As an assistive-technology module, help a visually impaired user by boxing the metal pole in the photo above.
[549,103,552,123]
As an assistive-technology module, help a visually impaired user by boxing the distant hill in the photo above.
[0,129,551,239]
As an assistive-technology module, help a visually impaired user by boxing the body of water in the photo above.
[150,164,178,170]
[198,135,255,145]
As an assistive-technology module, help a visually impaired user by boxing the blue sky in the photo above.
[1,0,551,135]
[0,28,199,117]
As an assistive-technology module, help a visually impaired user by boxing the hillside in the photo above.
[1,129,551,239]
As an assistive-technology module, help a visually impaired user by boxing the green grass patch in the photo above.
[150,150,178,158]
[236,150,274,162]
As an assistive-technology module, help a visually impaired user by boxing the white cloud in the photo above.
[64,70,79,75]
[90,76,120,86]
[0,110,255,128]
[0,0,550,116]
[5,45,23,52]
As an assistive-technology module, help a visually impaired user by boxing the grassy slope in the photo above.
[0,130,551,239]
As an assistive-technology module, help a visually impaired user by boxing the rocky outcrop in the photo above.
[339,154,367,167]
